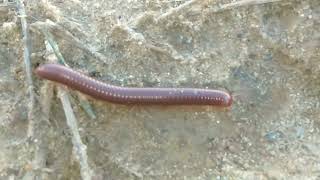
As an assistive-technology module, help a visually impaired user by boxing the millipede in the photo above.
[35,64,233,107]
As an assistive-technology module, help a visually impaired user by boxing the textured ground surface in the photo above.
[0,0,319,179]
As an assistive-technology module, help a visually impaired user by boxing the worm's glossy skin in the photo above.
[35,64,232,106]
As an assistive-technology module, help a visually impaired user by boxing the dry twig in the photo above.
[156,0,200,22]
[16,0,36,138]
[216,0,282,11]
[31,23,97,119]
[44,39,93,180]
[42,32,92,180]
[31,19,108,64]
[58,89,93,180]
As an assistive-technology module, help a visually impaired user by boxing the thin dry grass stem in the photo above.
[16,0,36,138]
[58,89,93,180]
[44,37,93,180]
[37,27,97,120]
[16,30,45,178]
[31,21,99,120]
[76,94,97,119]
[31,20,108,64]
[217,0,282,11]
[42,28,67,64]
[156,0,200,21]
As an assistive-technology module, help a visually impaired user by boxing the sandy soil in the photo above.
[0,0,319,179]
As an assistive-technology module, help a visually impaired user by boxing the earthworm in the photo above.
[35,64,232,106]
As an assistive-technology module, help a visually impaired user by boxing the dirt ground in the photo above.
[0,0,319,179]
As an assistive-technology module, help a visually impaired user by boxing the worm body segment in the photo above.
[35,64,232,106]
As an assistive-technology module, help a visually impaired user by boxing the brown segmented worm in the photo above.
[35,64,233,106]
